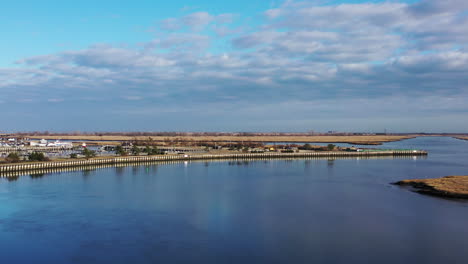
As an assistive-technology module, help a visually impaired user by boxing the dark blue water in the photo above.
[1,137,468,264]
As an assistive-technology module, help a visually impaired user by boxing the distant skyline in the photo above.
[1,0,467,132]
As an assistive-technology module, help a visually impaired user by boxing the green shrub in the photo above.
[150,147,164,155]
[143,145,151,153]
[6,152,21,163]
[131,145,141,155]
[82,148,96,159]
[303,143,312,150]
[115,145,127,156]
[28,152,49,162]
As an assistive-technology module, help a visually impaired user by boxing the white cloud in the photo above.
[160,12,237,32]
[183,12,213,30]
[2,1,468,131]
[122,96,143,101]
[47,98,64,102]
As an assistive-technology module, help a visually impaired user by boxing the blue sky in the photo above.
[0,0,270,66]
[1,0,468,132]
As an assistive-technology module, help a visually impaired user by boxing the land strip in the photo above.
[0,150,427,176]
[394,176,468,199]
[18,135,417,145]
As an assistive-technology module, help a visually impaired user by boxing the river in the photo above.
[1,136,467,263]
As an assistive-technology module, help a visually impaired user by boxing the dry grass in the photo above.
[21,135,415,144]
[395,176,468,199]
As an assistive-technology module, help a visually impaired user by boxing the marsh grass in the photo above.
[395,176,468,199]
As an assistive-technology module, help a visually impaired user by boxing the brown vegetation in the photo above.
[394,176,468,199]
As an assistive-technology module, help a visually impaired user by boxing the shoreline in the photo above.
[16,135,418,146]
[0,155,426,180]
[0,150,427,176]
[393,176,468,199]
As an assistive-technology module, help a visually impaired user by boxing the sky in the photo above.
[1,0,467,133]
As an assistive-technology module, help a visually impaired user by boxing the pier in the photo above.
[0,150,427,177]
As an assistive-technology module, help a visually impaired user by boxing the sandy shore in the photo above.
[394,176,468,199]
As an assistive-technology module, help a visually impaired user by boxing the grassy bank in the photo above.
[394,176,468,199]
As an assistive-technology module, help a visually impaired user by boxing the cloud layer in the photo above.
[1,0,468,132]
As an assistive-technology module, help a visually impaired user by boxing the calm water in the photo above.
[1,137,468,264]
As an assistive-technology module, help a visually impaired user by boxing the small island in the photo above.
[394,176,468,199]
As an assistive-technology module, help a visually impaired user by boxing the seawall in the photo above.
[0,150,427,177]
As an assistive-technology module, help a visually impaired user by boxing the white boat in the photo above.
[30,139,48,147]
[47,140,74,148]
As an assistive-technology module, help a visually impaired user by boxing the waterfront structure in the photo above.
[0,150,427,175]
